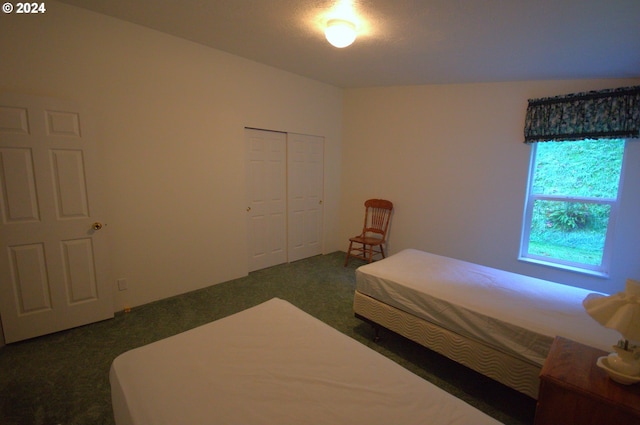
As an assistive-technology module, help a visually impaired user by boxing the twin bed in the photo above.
[353,249,618,398]
[110,297,501,425]
[110,248,617,423]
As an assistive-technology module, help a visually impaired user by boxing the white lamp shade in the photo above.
[583,279,640,342]
[325,19,357,48]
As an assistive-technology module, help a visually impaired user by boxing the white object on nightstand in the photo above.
[597,356,640,385]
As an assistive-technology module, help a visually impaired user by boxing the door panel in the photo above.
[51,149,90,218]
[9,243,51,313]
[245,128,287,272]
[0,93,112,343]
[61,238,98,303]
[0,148,40,222]
[287,133,324,262]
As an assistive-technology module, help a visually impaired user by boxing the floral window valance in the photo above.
[524,86,640,143]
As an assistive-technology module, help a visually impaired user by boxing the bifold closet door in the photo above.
[245,129,324,271]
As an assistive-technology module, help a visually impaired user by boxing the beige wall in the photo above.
[341,79,640,294]
[0,1,344,313]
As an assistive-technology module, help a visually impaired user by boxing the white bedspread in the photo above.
[110,297,501,425]
[356,249,619,366]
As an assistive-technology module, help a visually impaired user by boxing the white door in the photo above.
[245,128,287,272]
[287,133,324,262]
[0,93,113,343]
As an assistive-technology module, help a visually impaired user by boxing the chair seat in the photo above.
[349,235,384,245]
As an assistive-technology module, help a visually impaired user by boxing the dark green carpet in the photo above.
[0,251,535,425]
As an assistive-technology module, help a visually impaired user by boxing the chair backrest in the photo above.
[362,199,393,240]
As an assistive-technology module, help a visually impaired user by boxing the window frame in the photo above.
[519,140,627,277]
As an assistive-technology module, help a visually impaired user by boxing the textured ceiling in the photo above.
[57,0,640,88]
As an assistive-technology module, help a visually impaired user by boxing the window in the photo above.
[520,139,626,275]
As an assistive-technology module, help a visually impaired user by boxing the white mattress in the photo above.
[110,298,501,425]
[356,249,619,366]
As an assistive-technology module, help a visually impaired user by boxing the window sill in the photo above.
[517,256,609,278]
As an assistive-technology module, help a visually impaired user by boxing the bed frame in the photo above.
[354,290,541,399]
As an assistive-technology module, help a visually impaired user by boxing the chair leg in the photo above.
[344,241,354,266]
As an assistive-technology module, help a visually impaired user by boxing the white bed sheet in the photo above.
[110,297,501,425]
[356,249,619,366]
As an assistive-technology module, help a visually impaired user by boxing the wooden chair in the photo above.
[344,199,393,266]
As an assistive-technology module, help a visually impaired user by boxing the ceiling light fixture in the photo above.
[325,19,357,48]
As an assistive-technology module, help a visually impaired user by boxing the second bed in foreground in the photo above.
[110,297,501,425]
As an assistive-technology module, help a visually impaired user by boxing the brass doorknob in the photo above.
[246,207,251,212]
[92,222,103,231]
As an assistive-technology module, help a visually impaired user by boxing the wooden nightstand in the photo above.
[535,336,640,425]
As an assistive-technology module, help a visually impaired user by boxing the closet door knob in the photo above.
[92,222,103,231]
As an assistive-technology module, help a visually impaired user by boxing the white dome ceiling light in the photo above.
[325,19,357,48]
